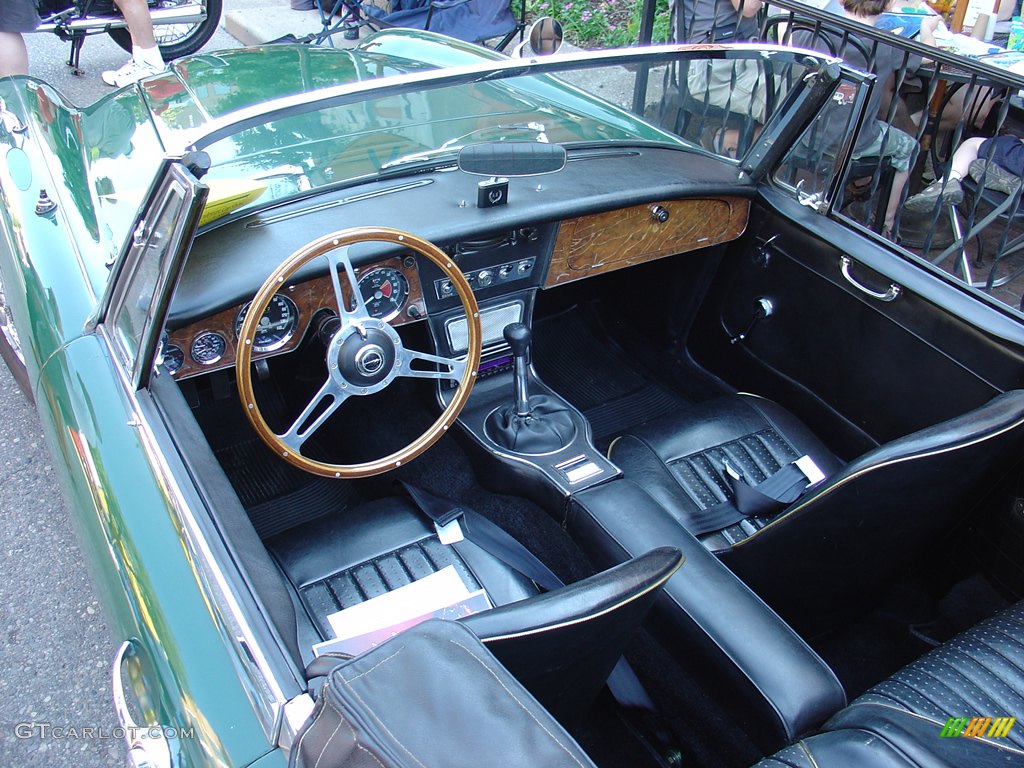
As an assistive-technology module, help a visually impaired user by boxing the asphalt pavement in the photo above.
[1,9,256,767]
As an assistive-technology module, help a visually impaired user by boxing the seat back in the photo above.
[461,546,683,726]
[377,0,518,44]
[723,390,1024,631]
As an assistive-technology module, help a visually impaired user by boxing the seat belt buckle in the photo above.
[435,507,465,545]
[794,455,826,487]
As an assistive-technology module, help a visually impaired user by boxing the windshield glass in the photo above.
[159,41,829,218]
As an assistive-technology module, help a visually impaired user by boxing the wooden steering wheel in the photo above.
[236,226,481,478]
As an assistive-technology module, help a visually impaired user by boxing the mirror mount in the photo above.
[458,141,566,209]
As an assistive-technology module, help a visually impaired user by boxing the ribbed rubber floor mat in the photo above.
[533,309,689,440]
[585,384,689,441]
[247,477,361,539]
[215,437,312,509]
[533,310,650,410]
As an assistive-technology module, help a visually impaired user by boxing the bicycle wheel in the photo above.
[107,0,222,60]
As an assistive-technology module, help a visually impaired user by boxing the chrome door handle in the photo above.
[840,256,902,302]
[113,641,173,768]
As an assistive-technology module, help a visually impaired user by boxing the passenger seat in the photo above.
[754,600,1024,767]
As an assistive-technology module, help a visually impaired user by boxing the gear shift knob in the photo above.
[503,322,532,358]
[503,323,532,417]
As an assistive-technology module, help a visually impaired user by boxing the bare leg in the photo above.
[112,0,157,49]
[0,33,29,77]
[885,168,909,233]
[948,136,985,180]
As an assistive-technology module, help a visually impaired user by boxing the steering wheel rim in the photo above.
[236,226,481,479]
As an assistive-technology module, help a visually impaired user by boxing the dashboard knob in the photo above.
[650,204,669,224]
[477,269,494,287]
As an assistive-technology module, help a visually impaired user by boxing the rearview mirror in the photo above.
[458,142,567,177]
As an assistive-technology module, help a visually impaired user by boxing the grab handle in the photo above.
[840,256,902,302]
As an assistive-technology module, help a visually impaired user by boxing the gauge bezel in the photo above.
[191,331,227,366]
[163,343,184,374]
[358,266,410,322]
[234,294,300,354]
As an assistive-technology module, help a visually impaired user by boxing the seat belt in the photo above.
[682,455,826,536]
[401,482,679,763]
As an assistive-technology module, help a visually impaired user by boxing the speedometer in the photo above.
[358,267,409,321]
[234,294,299,353]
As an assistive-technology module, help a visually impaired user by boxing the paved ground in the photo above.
[0,363,123,767]
[1,7,278,766]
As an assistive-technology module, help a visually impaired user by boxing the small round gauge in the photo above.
[191,331,227,366]
[358,267,409,321]
[234,294,300,353]
[163,343,184,375]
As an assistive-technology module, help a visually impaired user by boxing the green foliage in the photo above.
[526,0,671,49]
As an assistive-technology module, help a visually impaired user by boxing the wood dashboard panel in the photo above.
[167,256,425,379]
[545,198,749,287]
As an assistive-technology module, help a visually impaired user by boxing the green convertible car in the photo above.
[2,26,1024,768]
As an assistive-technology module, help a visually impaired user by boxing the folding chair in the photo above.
[932,177,1024,289]
[312,0,524,49]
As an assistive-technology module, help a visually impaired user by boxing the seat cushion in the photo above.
[836,599,1024,752]
[754,601,1024,767]
[267,496,536,659]
[608,393,843,537]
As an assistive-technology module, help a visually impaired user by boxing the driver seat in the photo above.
[267,495,682,725]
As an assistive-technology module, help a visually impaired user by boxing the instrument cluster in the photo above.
[163,256,425,379]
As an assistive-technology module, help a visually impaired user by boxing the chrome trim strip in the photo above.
[246,179,435,228]
[97,325,288,741]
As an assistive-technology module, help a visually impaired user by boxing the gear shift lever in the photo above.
[504,322,532,417]
[484,322,576,454]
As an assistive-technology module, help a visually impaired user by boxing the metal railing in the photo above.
[640,0,1024,308]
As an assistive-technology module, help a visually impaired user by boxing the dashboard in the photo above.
[165,196,750,380]
[165,145,756,380]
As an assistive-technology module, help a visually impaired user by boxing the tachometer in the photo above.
[234,294,299,353]
[358,267,409,321]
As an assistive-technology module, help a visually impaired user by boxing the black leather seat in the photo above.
[754,600,1024,767]
[268,495,683,724]
[609,391,1024,630]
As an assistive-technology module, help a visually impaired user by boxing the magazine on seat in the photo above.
[313,565,492,656]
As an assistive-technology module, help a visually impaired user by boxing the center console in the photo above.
[433,299,619,509]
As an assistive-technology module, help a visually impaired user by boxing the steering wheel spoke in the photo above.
[326,246,370,322]
[278,377,350,453]
[237,226,480,479]
[396,347,467,382]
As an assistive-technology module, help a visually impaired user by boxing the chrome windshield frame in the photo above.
[172,44,842,156]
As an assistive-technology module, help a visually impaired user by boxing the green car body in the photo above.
[0,31,721,767]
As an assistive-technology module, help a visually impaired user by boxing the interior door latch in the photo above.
[795,180,826,212]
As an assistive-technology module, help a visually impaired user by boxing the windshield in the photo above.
[153,39,832,219]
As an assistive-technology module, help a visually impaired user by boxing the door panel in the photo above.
[689,195,1024,458]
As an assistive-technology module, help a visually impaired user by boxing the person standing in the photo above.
[0,0,40,77]
[101,0,166,87]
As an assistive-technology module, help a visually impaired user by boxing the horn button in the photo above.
[336,324,398,388]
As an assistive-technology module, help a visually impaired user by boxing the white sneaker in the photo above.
[101,59,164,88]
